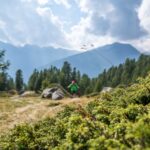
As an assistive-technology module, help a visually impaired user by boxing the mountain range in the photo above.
[0,41,141,82]
[48,42,141,77]
[0,41,78,82]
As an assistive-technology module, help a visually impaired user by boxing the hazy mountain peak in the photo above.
[0,41,78,82]
[47,42,141,77]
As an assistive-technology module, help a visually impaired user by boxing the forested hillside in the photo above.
[28,54,150,95]
[1,46,150,97]
[94,54,150,92]
[1,72,150,149]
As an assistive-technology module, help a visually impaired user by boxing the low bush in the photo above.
[1,74,150,149]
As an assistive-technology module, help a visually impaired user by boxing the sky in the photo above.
[0,0,150,52]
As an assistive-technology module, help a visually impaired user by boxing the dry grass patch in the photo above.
[0,96,92,135]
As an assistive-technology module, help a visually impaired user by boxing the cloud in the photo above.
[132,37,150,52]
[37,0,49,5]
[36,0,71,8]
[54,0,71,9]
[0,0,150,52]
[66,0,150,51]
[138,0,150,33]
[67,16,115,50]
[75,0,146,40]
[0,0,70,48]
[133,0,150,52]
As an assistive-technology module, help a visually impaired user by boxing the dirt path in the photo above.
[0,97,91,134]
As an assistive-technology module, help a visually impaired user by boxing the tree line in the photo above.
[28,61,91,95]
[93,54,150,92]
[28,54,150,95]
[1,48,150,95]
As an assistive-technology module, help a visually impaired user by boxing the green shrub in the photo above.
[123,104,147,122]
[1,74,150,149]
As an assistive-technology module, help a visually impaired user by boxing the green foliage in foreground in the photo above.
[1,75,150,150]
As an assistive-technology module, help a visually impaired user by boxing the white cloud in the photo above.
[0,0,69,48]
[139,0,150,33]
[0,20,6,29]
[54,0,71,8]
[76,0,146,40]
[36,7,62,26]
[37,0,49,5]
[130,35,150,53]
[66,16,115,50]
[131,0,150,52]
[66,0,150,51]
[76,0,114,14]
[0,0,150,52]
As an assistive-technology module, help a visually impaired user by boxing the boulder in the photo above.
[8,90,17,95]
[52,89,64,100]
[41,87,64,100]
[101,87,113,93]
[21,91,37,97]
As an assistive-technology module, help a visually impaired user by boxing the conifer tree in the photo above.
[15,69,24,92]
[60,61,72,88]
[0,50,10,91]
[28,69,39,90]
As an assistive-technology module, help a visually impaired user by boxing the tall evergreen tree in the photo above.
[0,50,10,91]
[0,72,8,91]
[28,69,39,90]
[7,77,15,90]
[0,50,9,72]
[60,61,72,88]
[34,72,43,93]
[15,69,24,92]
[72,67,77,81]
[79,74,91,95]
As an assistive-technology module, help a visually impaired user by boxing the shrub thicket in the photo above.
[1,74,150,150]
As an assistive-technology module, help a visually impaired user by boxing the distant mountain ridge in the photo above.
[0,41,78,82]
[0,41,141,82]
[46,42,141,77]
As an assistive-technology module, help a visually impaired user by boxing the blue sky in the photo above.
[0,0,150,52]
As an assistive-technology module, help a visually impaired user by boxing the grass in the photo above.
[48,102,61,107]
[0,97,40,113]
[0,96,91,135]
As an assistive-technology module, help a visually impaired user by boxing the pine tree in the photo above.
[7,77,15,90]
[15,69,24,92]
[0,50,9,72]
[94,77,103,92]
[34,74,42,93]
[76,70,81,82]
[79,74,90,95]
[0,50,10,91]
[72,67,77,81]
[60,61,72,88]
[28,69,39,90]
[0,72,8,91]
